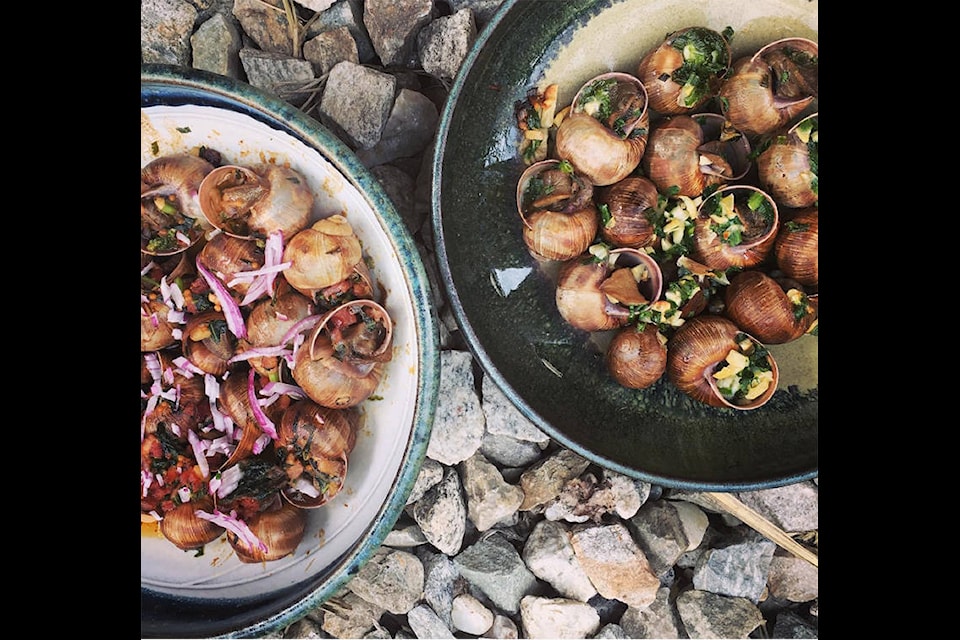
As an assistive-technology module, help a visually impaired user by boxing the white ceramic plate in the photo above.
[141,66,439,638]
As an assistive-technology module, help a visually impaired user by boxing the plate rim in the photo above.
[430,0,817,492]
[141,63,441,638]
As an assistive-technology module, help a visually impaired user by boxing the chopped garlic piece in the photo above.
[719,194,735,217]
[663,218,684,234]
[786,289,804,305]
[631,264,649,282]
[588,244,609,260]
[713,349,749,379]
[744,370,774,400]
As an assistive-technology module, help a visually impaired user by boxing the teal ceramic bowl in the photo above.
[141,65,440,638]
[432,0,817,491]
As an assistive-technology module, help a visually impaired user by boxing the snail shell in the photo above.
[720,38,818,137]
[692,185,779,270]
[198,164,314,240]
[141,154,215,256]
[642,114,752,198]
[283,215,364,301]
[757,113,818,209]
[181,311,237,377]
[774,207,818,288]
[158,498,225,551]
[554,72,649,186]
[277,399,357,508]
[517,159,598,261]
[666,315,779,410]
[724,270,817,344]
[605,323,667,389]
[636,26,732,115]
[197,232,265,299]
[291,299,392,408]
[227,500,307,563]
[595,175,659,248]
[555,248,663,332]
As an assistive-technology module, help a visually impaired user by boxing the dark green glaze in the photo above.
[432,0,817,490]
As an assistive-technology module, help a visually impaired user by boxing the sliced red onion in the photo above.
[176,486,192,503]
[252,433,271,455]
[261,381,306,398]
[247,368,278,440]
[141,470,153,497]
[141,260,157,276]
[187,429,210,479]
[173,356,205,376]
[227,344,290,364]
[196,258,248,340]
[213,464,242,499]
[280,314,322,346]
[196,509,267,553]
[176,230,192,246]
[144,353,162,381]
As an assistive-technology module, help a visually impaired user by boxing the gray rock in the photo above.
[676,590,765,639]
[481,614,519,639]
[480,431,546,468]
[320,590,386,639]
[593,623,628,639]
[766,553,819,602]
[238,49,315,105]
[629,499,708,576]
[383,520,428,548]
[318,61,396,149]
[459,451,525,531]
[772,610,818,638]
[233,0,291,54]
[364,0,436,67]
[308,0,376,63]
[417,8,477,83]
[454,533,538,614]
[407,603,456,639]
[347,548,425,615]
[191,13,242,79]
[417,549,460,629]
[692,534,776,603]
[427,350,486,465]
[406,456,444,505]
[619,587,684,639]
[141,0,197,65]
[736,481,819,533]
[413,466,467,555]
[480,375,550,445]
[302,25,359,75]
[355,88,440,167]
[519,448,591,511]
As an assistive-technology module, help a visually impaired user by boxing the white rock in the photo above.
[519,596,600,639]
[451,593,494,635]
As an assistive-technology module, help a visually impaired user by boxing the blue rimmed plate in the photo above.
[141,64,440,638]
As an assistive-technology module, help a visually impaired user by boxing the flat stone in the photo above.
[318,60,396,149]
[569,522,660,609]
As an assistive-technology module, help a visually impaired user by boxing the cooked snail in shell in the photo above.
[517,159,598,261]
[720,37,818,137]
[667,315,779,410]
[692,185,779,270]
[198,164,315,240]
[636,26,732,115]
[757,113,818,209]
[141,154,215,256]
[724,270,817,344]
[554,72,650,186]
